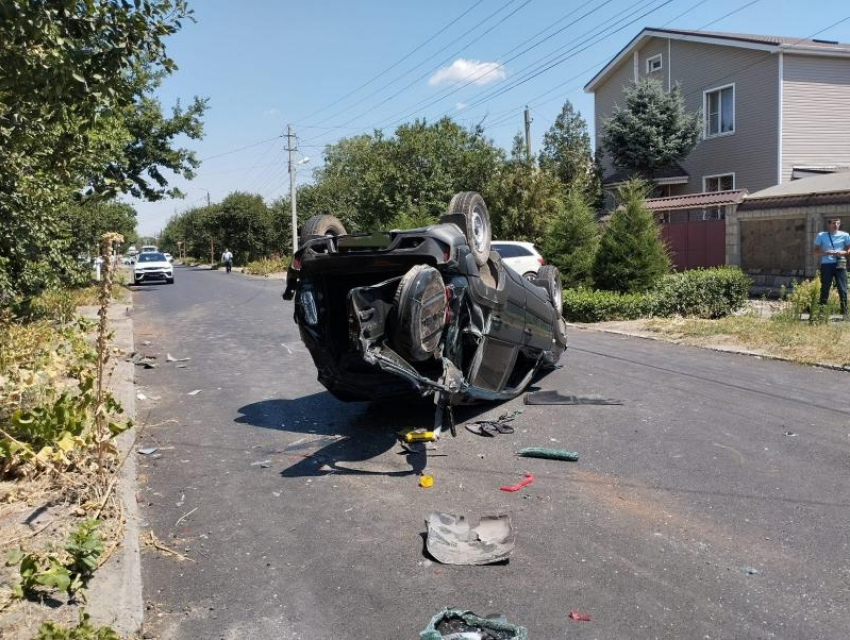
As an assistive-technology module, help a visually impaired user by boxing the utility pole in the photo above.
[524,106,532,163]
[287,125,298,256]
[206,191,211,207]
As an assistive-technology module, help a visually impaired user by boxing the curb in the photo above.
[83,303,144,636]
[570,322,850,373]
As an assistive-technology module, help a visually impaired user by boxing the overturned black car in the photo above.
[282,192,568,436]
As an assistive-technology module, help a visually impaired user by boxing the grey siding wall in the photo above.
[637,37,669,89]
[593,37,780,194]
[594,56,635,176]
[781,54,850,182]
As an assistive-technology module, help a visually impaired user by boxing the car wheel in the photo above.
[534,265,563,313]
[440,192,491,267]
[166,278,174,284]
[300,215,347,245]
[523,271,537,281]
[392,265,447,362]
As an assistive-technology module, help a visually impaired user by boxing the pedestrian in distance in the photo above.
[813,218,850,317]
[221,248,233,274]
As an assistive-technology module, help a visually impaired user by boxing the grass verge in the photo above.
[641,312,850,368]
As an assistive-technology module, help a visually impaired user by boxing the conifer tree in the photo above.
[592,180,670,293]
[601,78,701,179]
[541,189,599,288]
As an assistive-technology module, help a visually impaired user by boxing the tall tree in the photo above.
[601,78,701,180]
[0,0,206,300]
[539,101,598,195]
[540,189,599,288]
[592,180,670,293]
[487,134,565,246]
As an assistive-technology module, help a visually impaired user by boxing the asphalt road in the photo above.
[132,266,850,640]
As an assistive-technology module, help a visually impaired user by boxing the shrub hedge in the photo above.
[562,267,751,322]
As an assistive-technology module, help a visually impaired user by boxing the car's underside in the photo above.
[283,192,567,436]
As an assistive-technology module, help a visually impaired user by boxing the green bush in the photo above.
[652,267,751,318]
[243,256,291,276]
[563,267,751,322]
[562,288,655,322]
[33,611,120,640]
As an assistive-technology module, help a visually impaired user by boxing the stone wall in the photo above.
[728,201,850,289]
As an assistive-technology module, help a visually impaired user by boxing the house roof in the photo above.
[738,171,850,209]
[584,27,850,93]
[602,162,689,186]
[644,189,748,212]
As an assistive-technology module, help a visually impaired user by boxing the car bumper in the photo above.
[134,271,172,282]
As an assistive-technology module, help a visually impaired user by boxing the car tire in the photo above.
[300,215,347,245]
[534,265,563,313]
[392,265,447,362]
[523,271,537,281]
[166,278,174,285]
[440,192,491,267]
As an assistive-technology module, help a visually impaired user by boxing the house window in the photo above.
[646,54,662,73]
[704,84,734,137]
[703,173,735,192]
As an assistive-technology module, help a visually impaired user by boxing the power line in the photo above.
[371,0,621,130]
[323,0,531,129]
[198,134,282,162]
[483,0,767,129]
[293,0,487,125]
[455,0,677,115]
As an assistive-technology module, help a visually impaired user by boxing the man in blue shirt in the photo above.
[813,218,850,316]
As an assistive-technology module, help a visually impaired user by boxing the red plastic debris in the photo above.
[568,611,591,622]
[499,472,534,492]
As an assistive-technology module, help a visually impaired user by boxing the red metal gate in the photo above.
[660,219,726,270]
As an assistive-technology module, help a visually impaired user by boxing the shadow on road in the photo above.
[235,392,498,479]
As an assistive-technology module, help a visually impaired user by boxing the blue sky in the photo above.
[132,0,850,235]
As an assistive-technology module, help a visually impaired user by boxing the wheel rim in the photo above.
[553,286,563,311]
[471,206,487,253]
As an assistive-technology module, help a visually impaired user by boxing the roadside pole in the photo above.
[524,106,532,163]
[288,125,298,256]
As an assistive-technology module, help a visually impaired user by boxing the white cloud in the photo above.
[455,102,468,111]
[263,108,280,117]
[429,59,505,86]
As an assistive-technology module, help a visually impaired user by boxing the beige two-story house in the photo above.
[585,28,850,198]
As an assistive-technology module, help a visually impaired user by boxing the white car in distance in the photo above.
[491,241,545,279]
[133,252,174,285]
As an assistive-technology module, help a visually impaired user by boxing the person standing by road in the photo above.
[221,248,233,274]
[813,218,850,317]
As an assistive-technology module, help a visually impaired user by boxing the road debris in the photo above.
[419,475,434,488]
[784,431,798,437]
[175,507,198,527]
[187,389,202,396]
[250,460,272,468]
[568,611,592,622]
[500,472,534,493]
[426,512,514,566]
[464,410,521,437]
[400,428,436,443]
[136,392,148,401]
[740,566,760,575]
[420,607,527,640]
[142,531,192,562]
[517,447,578,462]
[166,353,191,363]
[525,391,622,405]
[137,447,159,456]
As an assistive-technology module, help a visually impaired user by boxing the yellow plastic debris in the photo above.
[419,475,434,488]
[403,430,435,443]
